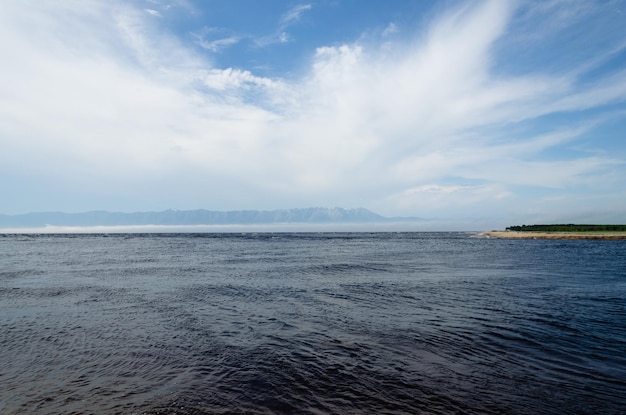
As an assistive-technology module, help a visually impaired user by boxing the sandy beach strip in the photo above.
[481,231,626,240]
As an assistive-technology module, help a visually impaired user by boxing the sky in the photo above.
[1,0,626,227]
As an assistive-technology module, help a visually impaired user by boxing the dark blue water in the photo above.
[0,233,625,414]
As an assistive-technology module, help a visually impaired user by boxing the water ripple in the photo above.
[0,233,625,414]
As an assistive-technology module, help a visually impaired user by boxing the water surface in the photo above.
[1,233,625,414]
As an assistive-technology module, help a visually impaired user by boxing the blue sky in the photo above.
[1,0,626,227]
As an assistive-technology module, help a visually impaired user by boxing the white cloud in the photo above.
[202,68,279,91]
[1,0,625,220]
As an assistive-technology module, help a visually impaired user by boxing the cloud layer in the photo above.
[1,0,625,225]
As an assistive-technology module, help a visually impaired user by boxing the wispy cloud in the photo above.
[144,8,161,17]
[280,3,312,26]
[194,4,313,51]
[191,27,241,52]
[382,22,398,37]
[195,34,241,52]
[256,3,313,46]
[390,184,512,213]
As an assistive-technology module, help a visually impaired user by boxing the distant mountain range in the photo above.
[0,208,423,228]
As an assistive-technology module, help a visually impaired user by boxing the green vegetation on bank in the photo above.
[505,224,626,232]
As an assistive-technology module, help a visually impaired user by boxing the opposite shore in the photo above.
[482,231,626,240]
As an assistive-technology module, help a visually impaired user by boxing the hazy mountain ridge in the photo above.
[0,208,422,227]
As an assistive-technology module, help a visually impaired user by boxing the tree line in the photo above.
[505,224,626,232]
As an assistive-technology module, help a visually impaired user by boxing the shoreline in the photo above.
[481,231,626,240]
